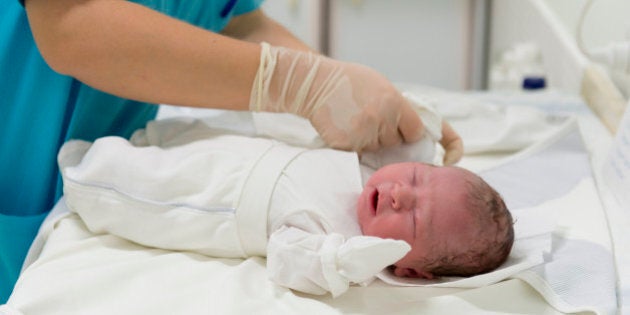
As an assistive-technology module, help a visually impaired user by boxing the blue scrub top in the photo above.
[0,0,263,303]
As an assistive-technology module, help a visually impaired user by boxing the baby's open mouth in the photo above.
[371,188,379,215]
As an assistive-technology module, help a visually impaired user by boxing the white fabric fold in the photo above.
[267,226,410,298]
[336,236,411,283]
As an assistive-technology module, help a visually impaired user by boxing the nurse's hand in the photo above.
[250,43,424,152]
[440,121,463,165]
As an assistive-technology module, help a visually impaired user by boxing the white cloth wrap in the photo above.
[60,135,304,258]
[58,126,411,297]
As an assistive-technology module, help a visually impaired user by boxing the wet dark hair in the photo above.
[418,169,514,277]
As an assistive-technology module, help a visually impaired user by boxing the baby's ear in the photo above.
[392,266,434,279]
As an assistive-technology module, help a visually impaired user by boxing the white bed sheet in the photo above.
[0,201,563,315]
[1,88,620,315]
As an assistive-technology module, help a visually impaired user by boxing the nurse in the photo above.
[0,0,463,302]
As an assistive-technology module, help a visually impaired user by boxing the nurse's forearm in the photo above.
[25,0,259,111]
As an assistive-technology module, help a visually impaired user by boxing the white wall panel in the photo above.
[262,0,323,51]
[262,0,485,90]
[328,0,475,89]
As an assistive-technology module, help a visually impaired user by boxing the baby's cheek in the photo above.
[367,215,410,242]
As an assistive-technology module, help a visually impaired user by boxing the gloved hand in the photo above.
[440,121,463,165]
[250,42,424,152]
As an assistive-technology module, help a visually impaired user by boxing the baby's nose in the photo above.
[391,185,415,211]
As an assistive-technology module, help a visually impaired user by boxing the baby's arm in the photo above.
[266,226,410,297]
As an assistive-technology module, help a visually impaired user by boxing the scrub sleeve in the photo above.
[0,0,263,303]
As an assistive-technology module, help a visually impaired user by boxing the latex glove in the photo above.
[440,120,463,165]
[250,42,424,152]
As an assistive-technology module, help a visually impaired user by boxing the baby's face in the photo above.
[357,162,478,278]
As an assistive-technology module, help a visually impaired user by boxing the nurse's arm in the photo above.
[24,0,259,111]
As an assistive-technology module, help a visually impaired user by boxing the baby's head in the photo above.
[357,162,513,279]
